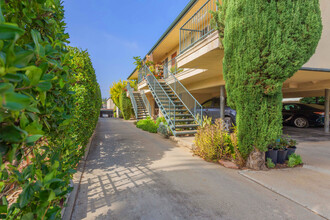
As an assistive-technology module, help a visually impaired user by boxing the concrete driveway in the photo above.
[70,118,323,220]
[241,126,330,219]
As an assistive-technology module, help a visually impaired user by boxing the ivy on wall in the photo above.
[0,0,101,218]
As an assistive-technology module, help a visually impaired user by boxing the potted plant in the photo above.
[277,137,288,164]
[265,142,278,165]
[286,139,297,160]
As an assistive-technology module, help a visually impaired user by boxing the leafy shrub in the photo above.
[194,119,244,166]
[288,154,303,168]
[156,116,167,127]
[266,158,275,168]
[157,122,170,138]
[119,92,132,120]
[0,1,101,218]
[136,118,158,133]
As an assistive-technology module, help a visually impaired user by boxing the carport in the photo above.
[281,68,330,133]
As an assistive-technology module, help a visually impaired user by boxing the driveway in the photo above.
[70,118,323,220]
[241,126,330,219]
[283,126,330,172]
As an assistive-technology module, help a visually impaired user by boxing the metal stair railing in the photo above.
[163,58,203,126]
[140,90,152,117]
[142,65,177,134]
[126,83,138,120]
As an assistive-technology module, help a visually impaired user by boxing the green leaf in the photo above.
[48,190,56,201]
[21,213,34,220]
[26,135,43,143]
[0,23,24,40]
[26,105,40,113]
[0,3,5,24]
[44,170,55,183]
[3,92,31,111]
[0,126,22,143]
[3,73,23,82]
[0,83,14,94]
[0,205,7,213]
[14,50,34,68]
[37,81,52,91]
[20,112,29,128]
[19,184,35,208]
[31,30,40,54]
[25,66,42,86]
[8,144,18,163]
[0,142,8,156]
[25,121,44,135]
[39,190,49,201]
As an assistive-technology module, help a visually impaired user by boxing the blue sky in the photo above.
[63,0,190,99]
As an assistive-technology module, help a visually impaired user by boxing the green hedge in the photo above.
[0,1,101,218]
[119,91,132,120]
[69,47,101,146]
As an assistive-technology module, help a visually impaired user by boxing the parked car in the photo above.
[201,98,327,129]
[201,98,236,128]
[282,103,326,128]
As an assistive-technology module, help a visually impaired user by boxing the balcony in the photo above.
[179,0,218,54]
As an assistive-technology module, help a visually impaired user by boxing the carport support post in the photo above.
[220,85,225,119]
[325,89,330,133]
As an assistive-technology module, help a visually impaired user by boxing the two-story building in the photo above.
[127,0,330,136]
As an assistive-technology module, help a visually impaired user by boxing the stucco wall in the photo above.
[304,0,330,69]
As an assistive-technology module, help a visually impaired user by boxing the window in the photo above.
[203,100,213,108]
[213,99,220,108]
[283,104,300,111]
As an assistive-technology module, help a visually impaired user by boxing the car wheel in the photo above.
[224,117,233,130]
[293,117,309,128]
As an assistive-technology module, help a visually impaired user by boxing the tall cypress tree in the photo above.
[212,0,322,169]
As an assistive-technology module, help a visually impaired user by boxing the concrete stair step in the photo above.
[175,124,199,128]
[175,130,197,136]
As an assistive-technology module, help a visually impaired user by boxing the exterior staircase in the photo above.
[157,81,199,136]
[141,65,201,136]
[133,92,149,120]
[126,83,151,121]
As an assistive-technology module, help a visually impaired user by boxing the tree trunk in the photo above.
[246,147,267,170]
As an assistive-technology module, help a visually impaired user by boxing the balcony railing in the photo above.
[179,0,217,53]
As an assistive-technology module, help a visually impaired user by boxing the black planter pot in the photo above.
[286,146,297,160]
[277,149,288,164]
[266,149,278,165]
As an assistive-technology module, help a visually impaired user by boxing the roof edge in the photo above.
[127,0,198,80]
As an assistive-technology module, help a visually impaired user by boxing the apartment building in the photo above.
[127,0,330,136]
